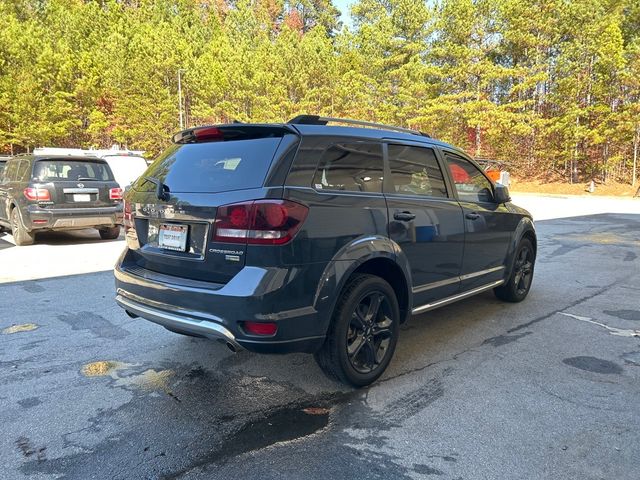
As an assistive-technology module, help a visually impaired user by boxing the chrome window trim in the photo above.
[412,266,504,294]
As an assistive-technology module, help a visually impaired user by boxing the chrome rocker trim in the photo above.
[411,279,505,315]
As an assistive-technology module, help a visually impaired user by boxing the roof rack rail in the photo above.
[287,115,430,138]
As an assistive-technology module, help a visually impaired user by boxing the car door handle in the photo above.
[394,211,416,221]
[465,212,481,220]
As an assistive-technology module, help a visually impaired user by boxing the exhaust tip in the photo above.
[226,342,237,353]
[125,310,138,319]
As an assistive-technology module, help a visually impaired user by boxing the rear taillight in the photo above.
[213,200,308,245]
[23,187,50,202]
[109,187,123,200]
[123,200,133,232]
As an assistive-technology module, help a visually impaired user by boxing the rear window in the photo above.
[33,160,114,182]
[141,138,283,193]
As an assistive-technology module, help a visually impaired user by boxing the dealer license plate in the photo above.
[158,224,188,252]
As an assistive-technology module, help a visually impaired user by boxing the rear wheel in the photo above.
[98,226,121,240]
[315,274,399,387]
[10,208,35,246]
[494,238,535,302]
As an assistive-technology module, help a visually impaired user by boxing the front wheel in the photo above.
[98,226,121,240]
[494,238,535,302]
[314,274,400,387]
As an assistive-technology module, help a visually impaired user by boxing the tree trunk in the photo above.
[633,127,638,188]
[475,87,482,157]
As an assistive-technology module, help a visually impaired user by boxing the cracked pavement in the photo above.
[0,199,639,479]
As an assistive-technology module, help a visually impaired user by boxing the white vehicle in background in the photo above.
[99,152,148,190]
[33,146,148,189]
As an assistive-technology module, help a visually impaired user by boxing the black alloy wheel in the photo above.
[494,237,535,302]
[513,244,534,296]
[315,274,400,387]
[346,291,394,374]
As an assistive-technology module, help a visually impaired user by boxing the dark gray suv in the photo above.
[0,154,123,246]
[115,116,536,386]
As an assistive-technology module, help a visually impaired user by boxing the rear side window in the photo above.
[141,138,282,193]
[33,160,114,182]
[16,160,31,182]
[444,153,494,203]
[388,145,447,198]
[2,159,19,182]
[313,142,384,193]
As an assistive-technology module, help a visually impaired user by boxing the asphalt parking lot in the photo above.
[1,195,639,480]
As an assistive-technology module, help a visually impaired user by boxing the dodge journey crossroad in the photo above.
[114,115,536,386]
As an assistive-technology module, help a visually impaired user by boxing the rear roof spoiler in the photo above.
[171,124,297,144]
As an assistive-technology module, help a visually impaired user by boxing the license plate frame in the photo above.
[158,223,188,252]
[73,194,91,202]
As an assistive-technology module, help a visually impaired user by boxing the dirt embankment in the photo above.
[510,179,638,197]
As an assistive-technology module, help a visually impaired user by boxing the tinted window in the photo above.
[33,160,114,181]
[0,161,6,179]
[140,138,282,193]
[313,143,384,193]
[3,159,20,182]
[445,154,494,203]
[16,160,31,182]
[388,145,447,198]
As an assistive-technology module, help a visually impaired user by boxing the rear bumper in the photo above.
[25,204,123,231]
[113,258,328,354]
[116,292,243,351]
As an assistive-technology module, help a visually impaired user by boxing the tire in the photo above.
[98,226,121,240]
[314,274,400,387]
[10,208,35,246]
[494,238,535,302]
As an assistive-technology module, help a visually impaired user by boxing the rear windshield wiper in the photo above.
[76,177,98,181]
[142,176,170,201]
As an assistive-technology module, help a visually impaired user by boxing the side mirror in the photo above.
[494,183,511,204]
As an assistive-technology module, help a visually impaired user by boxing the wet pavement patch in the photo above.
[604,309,640,321]
[622,351,640,366]
[482,331,531,347]
[164,404,330,478]
[21,282,45,293]
[18,397,42,409]
[386,377,444,423]
[57,311,129,339]
[113,368,181,402]
[16,436,47,461]
[2,323,38,335]
[563,356,623,374]
[413,463,444,475]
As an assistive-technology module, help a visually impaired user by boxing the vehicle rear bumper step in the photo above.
[26,205,123,230]
[115,293,243,351]
[53,216,116,228]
